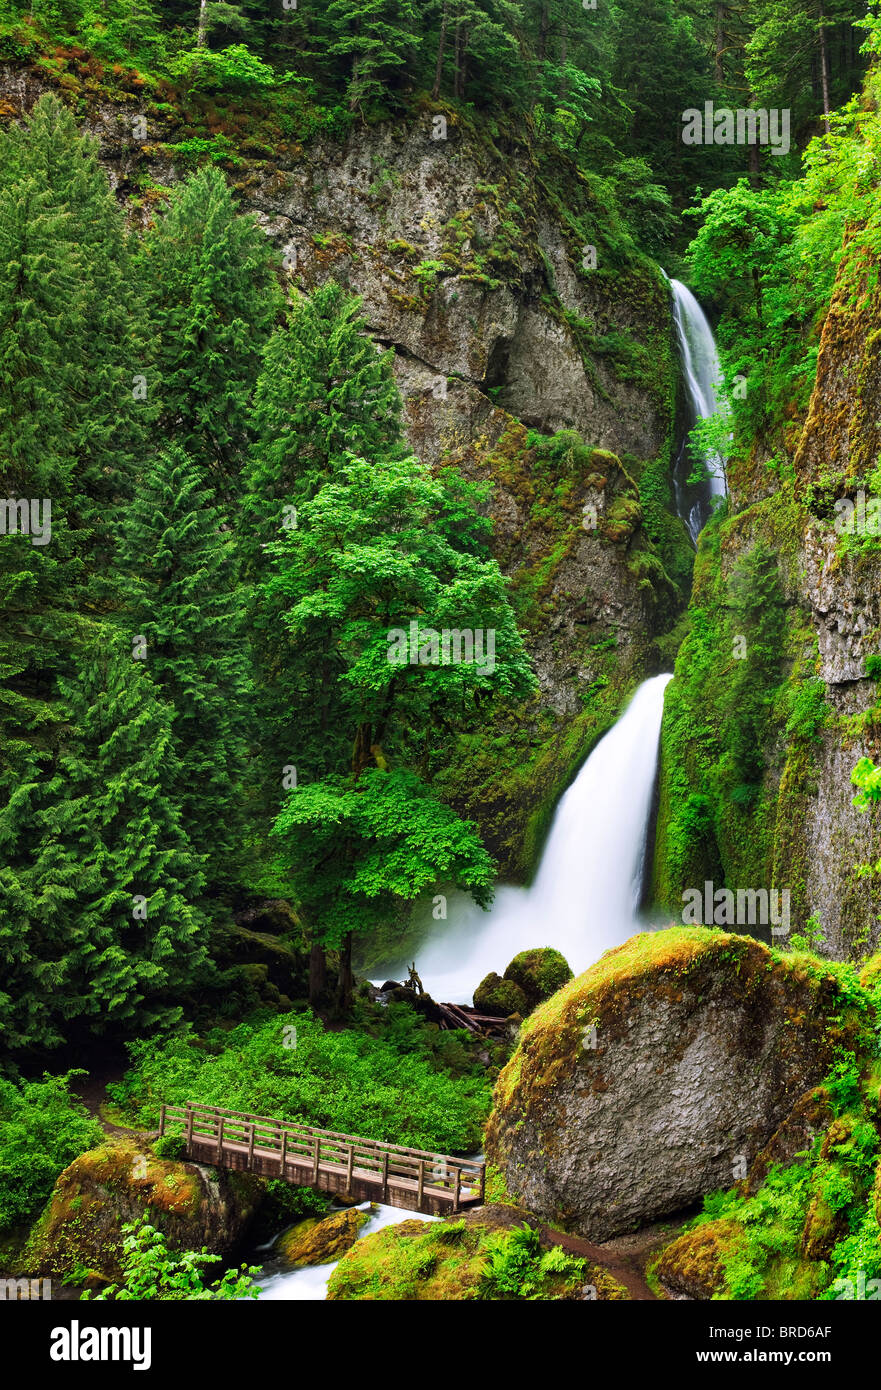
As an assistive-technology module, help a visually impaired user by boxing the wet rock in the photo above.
[502,947,573,1010]
[276,1207,369,1267]
[486,927,870,1240]
[26,1138,264,1282]
[473,972,528,1017]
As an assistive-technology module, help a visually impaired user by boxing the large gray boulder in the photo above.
[485,927,870,1240]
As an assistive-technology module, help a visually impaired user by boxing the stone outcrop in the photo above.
[276,1208,368,1267]
[485,927,871,1241]
[25,1138,263,1282]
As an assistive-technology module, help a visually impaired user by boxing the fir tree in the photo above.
[117,445,251,890]
[0,635,206,1054]
[141,165,283,507]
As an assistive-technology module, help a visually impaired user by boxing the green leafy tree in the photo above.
[264,450,535,1008]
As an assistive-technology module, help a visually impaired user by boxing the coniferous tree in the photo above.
[244,281,407,816]
[0,97,149,1037]
[141,164,283,507]
[0,635,206,1054]
[117,445,251,891]
[325,0,420,113]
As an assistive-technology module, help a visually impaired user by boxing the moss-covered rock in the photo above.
[24,1138,264,1282]
[276,1208,368,1267]
[486,927,871,1240]
[654,1219,745,1299]
[473,972,528,1017]
[326,1204,626,1301]
[503,947,573,1010]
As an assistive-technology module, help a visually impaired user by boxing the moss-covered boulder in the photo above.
[473,972,528,1017]
[485,928,871,1241]
[276,1208,368,1267]
[327,1205,628,1301]
[654,1220,745,1299]
[25,1138,264,1282]
[503,947,573,1009]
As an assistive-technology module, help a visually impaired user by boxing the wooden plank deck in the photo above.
[159,1102,485,1218]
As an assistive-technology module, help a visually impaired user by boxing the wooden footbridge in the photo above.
[158,1103,486,1217]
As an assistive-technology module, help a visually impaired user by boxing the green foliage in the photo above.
[477,1223,585,1300]
[81,1218,261,1300]
[169,44,277,93]
[0,1074,102,1233]
[151,1134,186,1161]
[109,1010,492,1152]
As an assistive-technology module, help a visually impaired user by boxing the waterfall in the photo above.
[667,277,728,542]
[378,673,673,1004]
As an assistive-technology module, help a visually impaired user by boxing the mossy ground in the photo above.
[326,1205,625,1300]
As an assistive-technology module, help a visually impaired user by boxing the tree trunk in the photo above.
[714,3,725,82]
[309,937,326,1008]
[559,11,567,95]
[459,25,468,100]
[538,0,549,63]
[352,721,372,780]
[817,2,832,134]
[432,0,448,100]
[454,21,462,98]
[197,0,208,47]
[335,931,354,1015]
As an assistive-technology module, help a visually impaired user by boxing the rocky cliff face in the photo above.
[485,928,870,1240]
[0,61,688,879]
[652,248,881,958]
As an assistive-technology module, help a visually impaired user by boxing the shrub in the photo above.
[0,1074,103,1234]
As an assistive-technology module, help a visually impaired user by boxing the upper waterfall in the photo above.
[377,674,673,1004]
[667,276,728,542]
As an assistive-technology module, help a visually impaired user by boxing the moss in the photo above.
[327,1206,608,1301]
[503,948,573,1010]
[653,1219,746,1299]
[473,973,528,1017]
[486,927,872,1179]
[276,1208,368,1266]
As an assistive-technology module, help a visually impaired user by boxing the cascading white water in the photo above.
[377,673,672,1004]
[668,277,728,542]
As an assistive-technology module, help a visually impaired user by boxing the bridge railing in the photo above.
[158,1102,485,1202]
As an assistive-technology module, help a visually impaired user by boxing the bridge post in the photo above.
[247,1122,255,1170]
[280,1129,287,1179]
[381,1151,389,1202]
[452,1167,461,1213]
[185,1105,194,1152]
[158,1104,166,1138]
[312,1135,320,1184]
[216,1115,224,1165]
[345,1144,354,1195]
[417,1159,425,1209]
[478,1163,485,1203]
